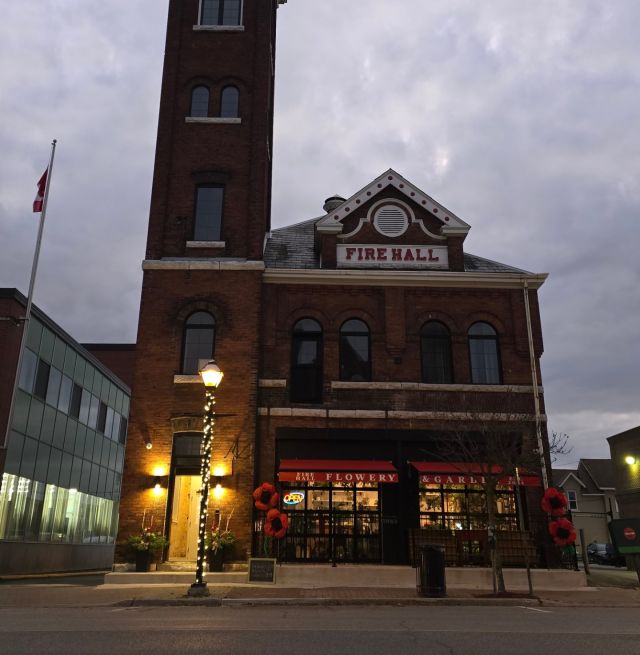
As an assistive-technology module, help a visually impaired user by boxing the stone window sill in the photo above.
[185,117,242,125]
[186,241,226,249]
[193,25,244,32]
[173,375,202,384]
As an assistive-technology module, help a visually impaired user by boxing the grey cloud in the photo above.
[1,0,638,463]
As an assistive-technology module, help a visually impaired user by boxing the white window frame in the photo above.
[567,490,578,511]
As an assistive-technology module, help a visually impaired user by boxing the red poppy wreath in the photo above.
[253,482,279,511]
[548,518,577,546]
[264,509,289,539]
[541,487,568,517]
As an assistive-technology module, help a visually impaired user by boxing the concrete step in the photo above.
[157,561,248,573]
[104,571,247,585]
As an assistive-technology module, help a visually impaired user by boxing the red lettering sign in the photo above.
[624,527,637,541]
[377,248,387,260]
[280,471,398,483]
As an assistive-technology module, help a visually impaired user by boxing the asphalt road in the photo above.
[0,605,638,655]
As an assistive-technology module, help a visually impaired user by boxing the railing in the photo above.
[408,528,542,568]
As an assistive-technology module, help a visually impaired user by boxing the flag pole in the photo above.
[3,140,57,448]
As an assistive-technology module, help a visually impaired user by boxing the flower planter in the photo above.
[208,549,225,572]
[135,549,151,572]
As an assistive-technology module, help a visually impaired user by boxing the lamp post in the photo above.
[188,360,224,597]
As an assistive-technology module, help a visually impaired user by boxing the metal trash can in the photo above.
[416,544,446,597]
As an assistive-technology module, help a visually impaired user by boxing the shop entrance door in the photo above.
[168,475,200,560]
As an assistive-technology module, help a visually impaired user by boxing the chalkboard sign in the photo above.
[248,558,276,583]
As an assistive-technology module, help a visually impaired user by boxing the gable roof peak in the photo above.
[316,168,471,236]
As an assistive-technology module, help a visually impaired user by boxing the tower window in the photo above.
[190,86,210,117]
[200,0,242,26]
[182,312,216,375]
[468,322,502,384]
[220,86,239,118]
[194,185,224,241]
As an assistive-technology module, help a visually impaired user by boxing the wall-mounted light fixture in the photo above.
[151,466,168,497]
[625,455,637,466]
[213,478,224,499]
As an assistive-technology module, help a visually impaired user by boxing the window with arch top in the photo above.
[420,321,453,384]
[182,312,216,375]
[190,86,209,117]
[220,86,239,118]
[200,0,242,26]
[290,318,323,403]
[340,319,371,382]
[468,322,501,384]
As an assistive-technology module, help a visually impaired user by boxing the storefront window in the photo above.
[419,482,518,531]
[277,481,381,563]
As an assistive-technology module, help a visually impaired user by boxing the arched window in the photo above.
[420,321,453,384]
[190,86,210,117]
[182,312,216,375]
[200,0,242,26]
[290,319,323,403]
[340,319,371,381]
[468,322,501,384]
[220,86,239,118]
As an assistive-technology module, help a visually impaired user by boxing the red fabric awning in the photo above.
[278,459,398,483]
[409,461,541,487]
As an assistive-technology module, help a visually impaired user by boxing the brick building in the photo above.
[118,0,553,568]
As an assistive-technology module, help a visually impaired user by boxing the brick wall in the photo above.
[83,344,136,388]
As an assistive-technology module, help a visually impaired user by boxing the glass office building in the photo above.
[0,306,130,574]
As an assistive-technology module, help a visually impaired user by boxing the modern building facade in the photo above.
[118,0,555,569]
[0,289,131,574]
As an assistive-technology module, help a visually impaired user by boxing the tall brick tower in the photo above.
[118,0,284,560]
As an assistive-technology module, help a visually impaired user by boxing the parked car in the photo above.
[587,543,626,567]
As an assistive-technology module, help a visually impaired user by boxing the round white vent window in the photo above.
[373,204,409,237]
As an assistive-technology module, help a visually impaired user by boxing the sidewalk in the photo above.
[1,580,638,609]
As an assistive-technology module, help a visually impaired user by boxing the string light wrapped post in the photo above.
[188,360,224,597]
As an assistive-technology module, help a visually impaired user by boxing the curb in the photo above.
[117,596,542,608]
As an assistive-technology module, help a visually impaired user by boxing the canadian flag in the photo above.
[33,169,48,212]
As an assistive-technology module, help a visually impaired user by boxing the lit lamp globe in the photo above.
[199,360,224,388]
[625,455,637,466]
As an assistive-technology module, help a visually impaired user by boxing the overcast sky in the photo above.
[1,1,638,467]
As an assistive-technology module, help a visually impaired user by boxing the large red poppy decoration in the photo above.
[541,487,568,517]
[264,509,288,539]
[253,483,279,511]
[548,518,577,546]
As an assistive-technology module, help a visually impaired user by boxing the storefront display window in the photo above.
[419,482,518,531]
[279,481,381,563]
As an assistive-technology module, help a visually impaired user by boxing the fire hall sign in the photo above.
[337,244,448,269]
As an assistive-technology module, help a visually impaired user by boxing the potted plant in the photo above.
[127,531,168,572]
[205,510,237,572]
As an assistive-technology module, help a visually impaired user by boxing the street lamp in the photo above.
[625,455,637,466]
[188,359,224,597]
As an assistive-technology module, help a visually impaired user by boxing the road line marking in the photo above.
[519,606,552,613]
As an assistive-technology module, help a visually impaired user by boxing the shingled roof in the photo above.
[264,218,530,274]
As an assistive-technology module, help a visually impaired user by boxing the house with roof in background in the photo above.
[553,458,619,553]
